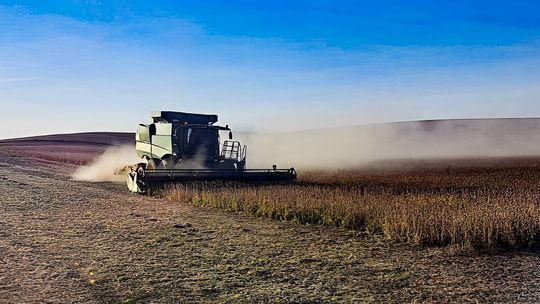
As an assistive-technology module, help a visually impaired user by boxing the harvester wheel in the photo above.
[147,158,160,170]
[126,163,147,194]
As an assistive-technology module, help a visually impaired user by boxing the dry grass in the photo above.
[163,159,540,251]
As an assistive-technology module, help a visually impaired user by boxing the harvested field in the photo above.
[1,133,540,303]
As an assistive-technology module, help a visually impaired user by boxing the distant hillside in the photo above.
[0,132,134,166]
[0,132,134,147]
[385,118,540,135]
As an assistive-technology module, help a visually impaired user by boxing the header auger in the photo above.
[127,111,296,194]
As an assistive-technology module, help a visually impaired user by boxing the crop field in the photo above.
[164,158,540,251]
[2,134,540,303]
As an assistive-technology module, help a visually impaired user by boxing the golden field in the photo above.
[164,158,540,251]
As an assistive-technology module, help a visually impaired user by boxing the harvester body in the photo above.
[135,111,245,170]
[127,111,296,193]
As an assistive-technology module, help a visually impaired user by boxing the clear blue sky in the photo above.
[0,1,539,138]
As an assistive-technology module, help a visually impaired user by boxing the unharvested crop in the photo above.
[163,158,540,251]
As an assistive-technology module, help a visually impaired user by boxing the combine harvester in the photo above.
[127,111,296,193]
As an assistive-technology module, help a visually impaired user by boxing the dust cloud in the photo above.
[238,119,540,170]
[72,145,139,182]
[71,118,540,178]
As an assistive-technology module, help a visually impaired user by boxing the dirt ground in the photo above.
[1,138,540,303]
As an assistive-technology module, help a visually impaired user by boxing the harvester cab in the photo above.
[135,111,245,170]
[127,111,296,194]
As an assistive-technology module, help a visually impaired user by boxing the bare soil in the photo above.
[1,134,540,303]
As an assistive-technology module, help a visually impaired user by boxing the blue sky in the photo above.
[0,1,539,138]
